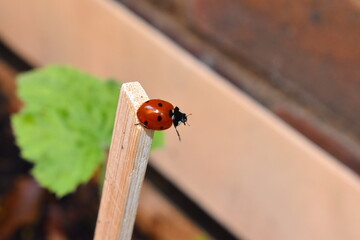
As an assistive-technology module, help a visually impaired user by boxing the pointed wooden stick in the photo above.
[94,82,153,240]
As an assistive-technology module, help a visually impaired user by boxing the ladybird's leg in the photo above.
[135,122,150,129]
[174,127,181,142]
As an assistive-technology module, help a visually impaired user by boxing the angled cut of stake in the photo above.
[94,82,154,240]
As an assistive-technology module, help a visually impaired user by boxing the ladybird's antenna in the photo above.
[185,113,192,126]
[175,127,181,142]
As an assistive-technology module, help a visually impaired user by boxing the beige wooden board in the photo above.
[1,0,360,239]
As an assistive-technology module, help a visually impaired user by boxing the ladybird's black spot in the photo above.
[144,120,149,126]
[169,110,173,117]
[158,102,163,107]
[157,116,162,121]
[160,126,164,130]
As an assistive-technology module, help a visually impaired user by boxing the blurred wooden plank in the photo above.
[183,0,360,136]
[137,181,209,240]
[117,0,360,175]
[1,1,360,239]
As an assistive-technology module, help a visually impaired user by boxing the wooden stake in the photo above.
[94,82,153,240]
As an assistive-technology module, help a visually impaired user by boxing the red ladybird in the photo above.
[137,99,189,141]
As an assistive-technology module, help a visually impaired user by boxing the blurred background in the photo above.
[1,0,360,239]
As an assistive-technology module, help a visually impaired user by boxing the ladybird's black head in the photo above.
[172,107,188,127]
[171,106,190,142]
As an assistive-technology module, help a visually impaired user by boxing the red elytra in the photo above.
[136,99,189,141]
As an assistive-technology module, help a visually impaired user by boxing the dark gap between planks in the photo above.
[0,40,32,72]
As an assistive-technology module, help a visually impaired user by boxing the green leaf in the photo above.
[152,131,165,151]
[11,65,164,197]
[12,65,120,197]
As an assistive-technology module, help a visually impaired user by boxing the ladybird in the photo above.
[136,99,189,141]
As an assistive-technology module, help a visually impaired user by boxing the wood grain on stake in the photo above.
[94,82,153,240]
